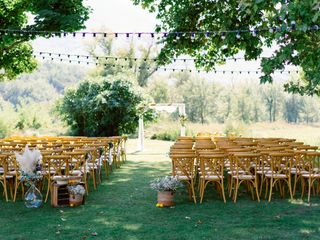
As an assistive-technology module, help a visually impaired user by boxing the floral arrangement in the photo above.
[15,145,42,182]
[179,114,188,127]
[67,185,86,196]
[150,176,183,192]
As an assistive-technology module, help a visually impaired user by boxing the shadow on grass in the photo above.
[1,156,320,240]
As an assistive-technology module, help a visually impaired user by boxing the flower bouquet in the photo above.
[150,176,183,207]
[15,145,43,208]
[67,184,85,207]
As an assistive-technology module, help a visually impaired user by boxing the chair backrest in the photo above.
[199,154,226,178]
[169,154,196,180]
[304,152,320,176]
[230,153,261,176]
[269,153,294,177]
[43,155,70,176]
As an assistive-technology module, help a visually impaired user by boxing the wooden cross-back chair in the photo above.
[301,152,320,202]
[264,153,294,202]
[0,154,12,202]
[64,151,89,193]
[42,155,70,202]
[229,153,261,203]
[170,153,197,203]
[198,153,226,203]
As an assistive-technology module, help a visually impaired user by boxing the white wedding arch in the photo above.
[137,103,186,151]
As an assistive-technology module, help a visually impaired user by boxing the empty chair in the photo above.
[198,153,226,203]
[170,153,197,203]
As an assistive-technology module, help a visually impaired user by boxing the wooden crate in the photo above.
[51,183,85,207]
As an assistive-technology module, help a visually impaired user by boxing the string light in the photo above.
[36,51,268,63]
[0,23,318,39]
[33,54,299,75]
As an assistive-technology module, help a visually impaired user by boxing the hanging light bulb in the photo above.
[221,32,226,40]
[252,29,257,37]
[236,31,241,39]
[291,21,296,30]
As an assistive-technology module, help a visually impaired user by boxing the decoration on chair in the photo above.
[15,146,43,208]
[179,114,188,127]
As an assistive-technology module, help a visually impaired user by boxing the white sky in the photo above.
[32,0,297,84]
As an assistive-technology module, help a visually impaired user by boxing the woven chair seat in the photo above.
[232,174,255,180]
[265,173,287,178]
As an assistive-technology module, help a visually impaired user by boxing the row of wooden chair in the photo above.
[0,136,128,203]
[169,136,320,203]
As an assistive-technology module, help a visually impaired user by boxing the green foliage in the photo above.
[87,35,158,87]
[57,76,156,136]
[147,78,170,103]
[151,130,179,141]
[133,0,320,95]
[224,120,246,137]
[149,73,320,125]
[0,119,8,138]
[0,0,90,81]
[0,62,86,137]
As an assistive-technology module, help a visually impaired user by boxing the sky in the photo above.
[33,0,298,84]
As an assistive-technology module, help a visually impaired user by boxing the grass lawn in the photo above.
[1,139,320,240]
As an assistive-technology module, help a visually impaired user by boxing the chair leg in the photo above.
[45,181,51,203]
[288,178,293,200]
[200,180,205,203]
[308,178,312,202]
[301,177,305,199]
[268,178,273,202]
[255,180,260,202]
[190,180,197,204]
[259,175,264,197]
[233,179,239,203]
[221,181,226,203]
[264,178,269,199]
[229,176,234,197]
[293,174,297,196]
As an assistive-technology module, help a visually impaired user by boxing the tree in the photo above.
[87,35,158,87]
[133,0,320,95]
[0,0,90,81]
[284,94,303,123]
[261,84,284,122]
[57,76,155,136]
[176,75,217,124]
[147,78,170,103]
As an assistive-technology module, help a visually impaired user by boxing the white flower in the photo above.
[15,145,42,175]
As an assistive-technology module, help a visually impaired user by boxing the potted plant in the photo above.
[67,184,85,207]
[150,176,183,207]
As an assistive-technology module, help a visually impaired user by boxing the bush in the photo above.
[151,130,179,141]
[57,77,156,136]
[0,119,8,138]
[224,120,246,136]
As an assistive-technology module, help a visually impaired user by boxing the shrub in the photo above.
[57,77,156,136]
[224,120,246,136]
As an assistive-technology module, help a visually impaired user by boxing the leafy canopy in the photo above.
[133,0,320,95]
[57,76,155,137]
[0,0,90,81]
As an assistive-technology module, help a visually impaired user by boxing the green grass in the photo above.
[1,139,320,239]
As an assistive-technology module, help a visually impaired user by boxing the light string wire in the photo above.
[35,51,260,62]
[0,23,319,38]
[34,53,300,74]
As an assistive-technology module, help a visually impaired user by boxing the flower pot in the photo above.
[69,194,83,207]
[157,191,175,207]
